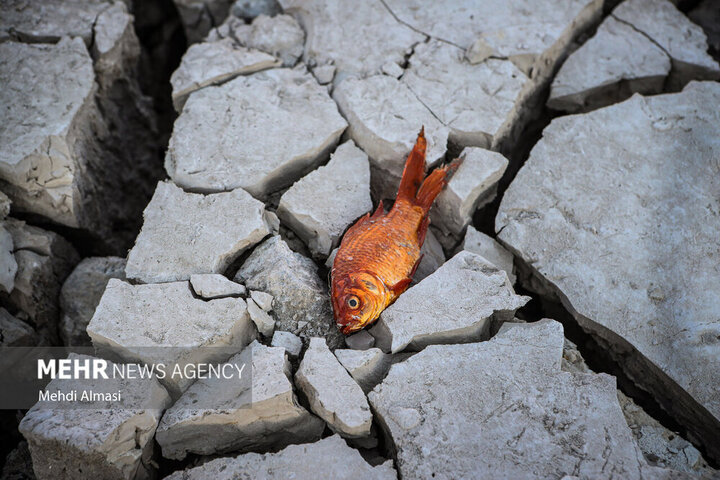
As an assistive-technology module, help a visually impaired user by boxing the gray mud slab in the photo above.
[497,82,720,462]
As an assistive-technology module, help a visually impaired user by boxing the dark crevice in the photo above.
[132,0,187,155]
[202,2,218,30]
[155,445,197,479]
[224,232,272,281]
[472,103,552,237]
[675,0,703,12]
[0,411,24,475]
[362,404,397,469]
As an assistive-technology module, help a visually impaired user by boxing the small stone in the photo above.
[333,74,449,200]
[431,147,508,238]
[279,0,424,77]
[0,224,17,293]
[560,338,590,374]
[3,218,79,343]
[92,2,141,90]
[156,341,324,460]
[325,247,338,269]
[126,181,270,284]
[250,290,274,311]
[60,256,126,347]
[613,0,720,89]
[87,279,256,397]
[231,0,281,20]
[92,2,131,57]
[230,14,305,67]
[19,354,171,480]
[345,330,376,350]
[404,40,527,148]
[295,338,373,438]
[271,330,303,359]
[548,16,670,113]
[190,273,246,299]
[247,298,275,337]
[462,226,515,284]
[166,68,347,198]
[171,38,281,111]
[206,14,241,42]
[173,0,234,44]
[277,140,373,256]
[313,64,336,84]
[235,236,344,348]
[0,307,36,346]
[381,61,404,78]
[164,435,397,479]
[465,38,494,64]
[370,251,528,353]
[264,209,281,235]
[335,348,391,393]
[5,218,56,253]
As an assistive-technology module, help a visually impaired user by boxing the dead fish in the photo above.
[331,127,456,334]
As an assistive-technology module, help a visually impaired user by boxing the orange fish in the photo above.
[331,128,455,334]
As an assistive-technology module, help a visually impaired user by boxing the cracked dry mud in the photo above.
[2,0,720,479]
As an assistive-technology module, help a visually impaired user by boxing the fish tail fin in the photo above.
[414,158,460,213]
[396,127,427,202]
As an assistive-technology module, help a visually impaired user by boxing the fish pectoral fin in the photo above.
[390,256,423,296]
[389,277,413,296]
[417,214,430,246]
[410,254,423,278]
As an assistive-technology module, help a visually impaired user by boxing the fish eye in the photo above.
[347,296,360,309]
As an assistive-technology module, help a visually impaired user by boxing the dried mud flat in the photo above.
[1,0,719,479]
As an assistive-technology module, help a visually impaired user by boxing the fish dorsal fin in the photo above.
[344,212,371,238]
[343,200,385,241]
[371,200,385,219]
[343,200,385,244]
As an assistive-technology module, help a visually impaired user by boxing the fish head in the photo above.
[331,271,389,335]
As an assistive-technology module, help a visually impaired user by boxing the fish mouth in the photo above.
[339,323,363,335]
